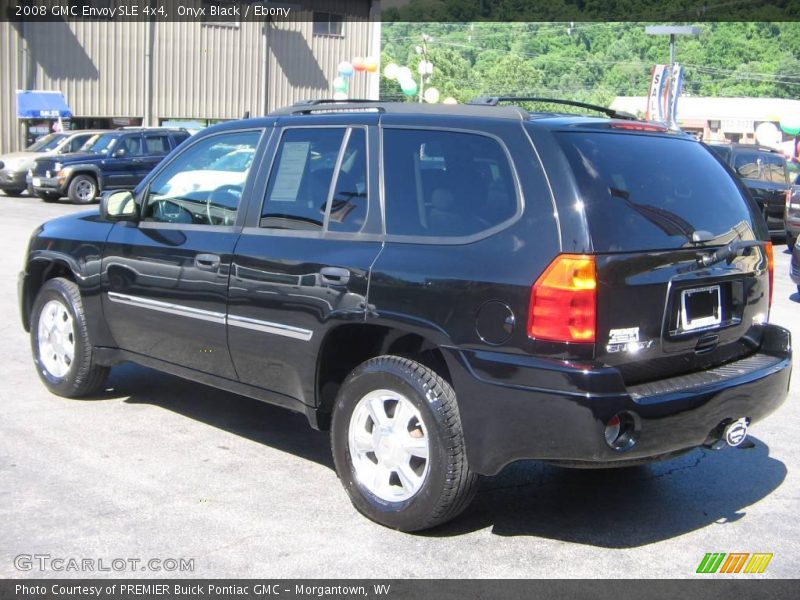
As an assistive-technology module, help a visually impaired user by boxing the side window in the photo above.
[763,154,787,184]
[383,129,518,237]
[69,135,89,152]
[261,128,345,230]
[119,135,144,157]
[328,129,368,233]
[172,132,191,147]
[734,151,761,179]
[141,130,261,227]
[144,134,170,156]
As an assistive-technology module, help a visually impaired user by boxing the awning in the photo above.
[16,90,73,119]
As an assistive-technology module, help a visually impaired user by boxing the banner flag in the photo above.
[645,64,668,122]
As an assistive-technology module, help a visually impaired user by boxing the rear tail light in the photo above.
[528,254,597,343]
[765,241,774,308]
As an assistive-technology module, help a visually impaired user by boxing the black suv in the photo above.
[30,128,191,204]
[707,143,790,238]
[18,99,792,531]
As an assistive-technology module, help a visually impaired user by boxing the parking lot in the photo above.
[1,193,798,578]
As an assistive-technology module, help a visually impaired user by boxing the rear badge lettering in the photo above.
[607,327,654,353]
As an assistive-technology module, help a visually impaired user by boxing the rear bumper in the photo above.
[446,323,792,475]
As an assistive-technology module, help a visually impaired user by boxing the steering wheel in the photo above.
[153,199,192,224]
[207,184,242,225]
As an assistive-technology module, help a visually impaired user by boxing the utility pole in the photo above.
[415,34,431,103]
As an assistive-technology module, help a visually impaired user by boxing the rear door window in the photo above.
[556,132,756,252]
[261,128,345,230]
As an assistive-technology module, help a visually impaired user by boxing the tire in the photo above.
[2,188,25,196]
[331,355,478,531]
[30,277,109,398]
[36,191,62,203]
[788,234,797,249]
[67,174,98,204]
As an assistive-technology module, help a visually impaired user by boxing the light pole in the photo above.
[645,25,701,70]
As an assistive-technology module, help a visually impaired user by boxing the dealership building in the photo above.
[0,0,381,153]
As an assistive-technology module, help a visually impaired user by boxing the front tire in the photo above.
[67,174,98,204]
[36,191,62,202]
[331,356,478,531]
[2,188,25,196]
[30,277,109,398]
[788,233,797,249]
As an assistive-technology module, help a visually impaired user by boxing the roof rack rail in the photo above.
[292,99,381,106]
[287,98,386,115]
[467,96,637,120]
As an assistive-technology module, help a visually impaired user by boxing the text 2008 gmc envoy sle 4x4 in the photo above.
[19,98,792,531]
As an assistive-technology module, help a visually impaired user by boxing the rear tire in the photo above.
[2,188,25,196]
[331,355,478,531]
[67,174,98,204]
[788,234,797,249]
[36,191,62,203]
[30,277,109,398]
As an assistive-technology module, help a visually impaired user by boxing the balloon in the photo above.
[337,61,353,77]
[423,87,440,104]
[364,57,379,73]
[755,122,781,147]
[332,91,348,101]
[780,114,800,135]
[383,63,399,80]
[443,97,458,105]
[333,77,348,93]
[353,57,366,72]
[400,78,418,96]
[397,66,412,82]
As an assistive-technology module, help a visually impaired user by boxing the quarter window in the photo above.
[144,134,171,156]
[261,128,345,230]
[382,129,518,237]
[141,130,261,226]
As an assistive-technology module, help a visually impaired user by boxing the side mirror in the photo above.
[112,148,126,158]
[100,190,138,222]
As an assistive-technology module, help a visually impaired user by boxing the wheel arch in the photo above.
[312,322,454,430]
[21,256,79,332]
[65,165,104,191]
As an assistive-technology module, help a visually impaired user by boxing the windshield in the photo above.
[27,133,68,153]
[556,132,759,252]
[81,133,118,155]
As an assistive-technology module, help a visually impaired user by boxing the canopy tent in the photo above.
[16,90,72,119]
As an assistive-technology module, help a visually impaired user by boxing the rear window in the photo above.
[556,132,756,252]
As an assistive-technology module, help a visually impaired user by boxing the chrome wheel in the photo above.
[75,178,95,202]
[348,389,430,502]
[37,299,75,378]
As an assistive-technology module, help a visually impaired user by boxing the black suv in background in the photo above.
[30,128,190,203]
[708,143,790,238]
[19,99,791,531]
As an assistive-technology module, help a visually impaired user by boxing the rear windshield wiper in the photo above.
[696,240,766,268]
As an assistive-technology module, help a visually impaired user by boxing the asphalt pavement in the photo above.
[1,193,798,578]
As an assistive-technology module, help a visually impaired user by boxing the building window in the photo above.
[313,12,344,37]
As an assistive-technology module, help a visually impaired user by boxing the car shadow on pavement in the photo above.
[98,362,786,548]
[425,440,786,547]
[103,362,334,469]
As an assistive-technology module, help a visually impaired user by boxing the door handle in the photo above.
[195,253,221,271]
[320,266,350,286]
